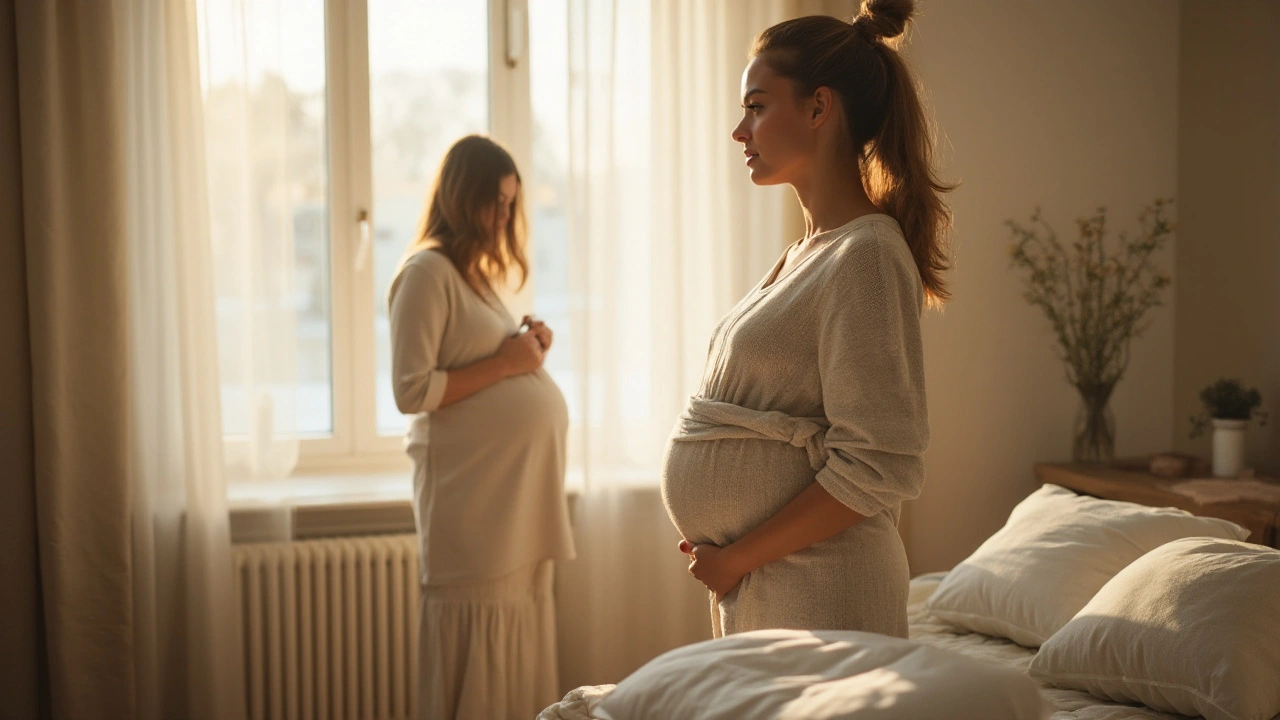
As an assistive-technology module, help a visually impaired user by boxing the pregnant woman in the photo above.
[662,0,952,638]
[389,135,575,719]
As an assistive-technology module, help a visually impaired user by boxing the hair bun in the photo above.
[852,0,914,41]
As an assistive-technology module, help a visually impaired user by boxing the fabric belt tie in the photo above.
[671,396,829,471]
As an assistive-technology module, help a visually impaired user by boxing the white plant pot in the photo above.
[1211,418,1248,478]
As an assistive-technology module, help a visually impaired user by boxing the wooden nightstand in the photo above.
[1035,462,1280,549]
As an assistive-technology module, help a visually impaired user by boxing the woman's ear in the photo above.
[810,86,834,128]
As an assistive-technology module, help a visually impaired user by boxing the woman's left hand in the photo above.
[680,539,746,601]
[521,315,553,352]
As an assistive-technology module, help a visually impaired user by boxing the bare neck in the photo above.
[790,152,880,242]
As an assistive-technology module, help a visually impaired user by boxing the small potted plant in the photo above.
[1189,378,1269,478]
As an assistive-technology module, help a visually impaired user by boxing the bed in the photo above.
[539,484,1280,720]
[538,571,1187,720]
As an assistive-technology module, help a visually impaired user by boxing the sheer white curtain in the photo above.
[551,0,802,692]
[120,1,246,718]
[126,0,315,714]
[196,0,302,487]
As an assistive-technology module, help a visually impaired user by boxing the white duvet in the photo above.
[538,573,1192,720]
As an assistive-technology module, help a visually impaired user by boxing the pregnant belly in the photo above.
[660,436,816,547]
[429,369,567,462]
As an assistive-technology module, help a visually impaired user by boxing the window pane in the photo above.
[370,1,490,435]
[199,0,333,438]
[529,0,573,418]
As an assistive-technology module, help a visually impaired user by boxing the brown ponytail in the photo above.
[752,0,954,307]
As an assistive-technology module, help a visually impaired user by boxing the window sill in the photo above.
[228,471,414,508]
[227,470,657,544]
[228,471,415,543]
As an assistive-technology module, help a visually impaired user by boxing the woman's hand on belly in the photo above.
[680,539,748,601]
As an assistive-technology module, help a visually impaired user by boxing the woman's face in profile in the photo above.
[483,173,518,239]
[732,56,814,187]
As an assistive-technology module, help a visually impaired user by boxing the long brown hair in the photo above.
[752,0,953,307]
[409,135,529,297]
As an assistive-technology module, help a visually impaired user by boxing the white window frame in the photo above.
[293,0,534,475]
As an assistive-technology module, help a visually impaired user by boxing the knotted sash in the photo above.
[671,396,830,471]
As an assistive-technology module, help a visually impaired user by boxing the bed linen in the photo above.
[539,573,1194,719]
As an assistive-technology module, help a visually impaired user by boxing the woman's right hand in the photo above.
[496,330,545,377]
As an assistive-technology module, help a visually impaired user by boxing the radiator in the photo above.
[233,534,420,720]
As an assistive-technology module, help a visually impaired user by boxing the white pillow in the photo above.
[925,483,1248,647]
[1029,537,1280,720]
[595,628,1050,720]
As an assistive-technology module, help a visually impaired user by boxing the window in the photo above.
[199,0,553,479]
[527,0,574,463]
[368,2,492,438]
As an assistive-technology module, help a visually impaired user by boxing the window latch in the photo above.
[355,208,371,271]
[506,0,525,68]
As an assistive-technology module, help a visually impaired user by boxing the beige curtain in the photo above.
[13,1,136,715]
[0,0,41,716]
[5,1,244,718]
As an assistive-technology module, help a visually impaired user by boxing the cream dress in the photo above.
[661,214,929,638]
[389,248,576,720]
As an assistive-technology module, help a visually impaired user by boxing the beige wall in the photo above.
[902,1,1180,572]
[1174,1,1280,474]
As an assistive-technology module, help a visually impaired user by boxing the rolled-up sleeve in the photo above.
[388,261,450,414]
[813,231,929,518]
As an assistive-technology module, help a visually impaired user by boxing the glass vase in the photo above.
[1073,385,1116,464]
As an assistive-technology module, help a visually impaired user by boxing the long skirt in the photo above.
[418,560,558,720]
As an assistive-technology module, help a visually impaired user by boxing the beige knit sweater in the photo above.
[388,249,575,585]
[662,213,929,637]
